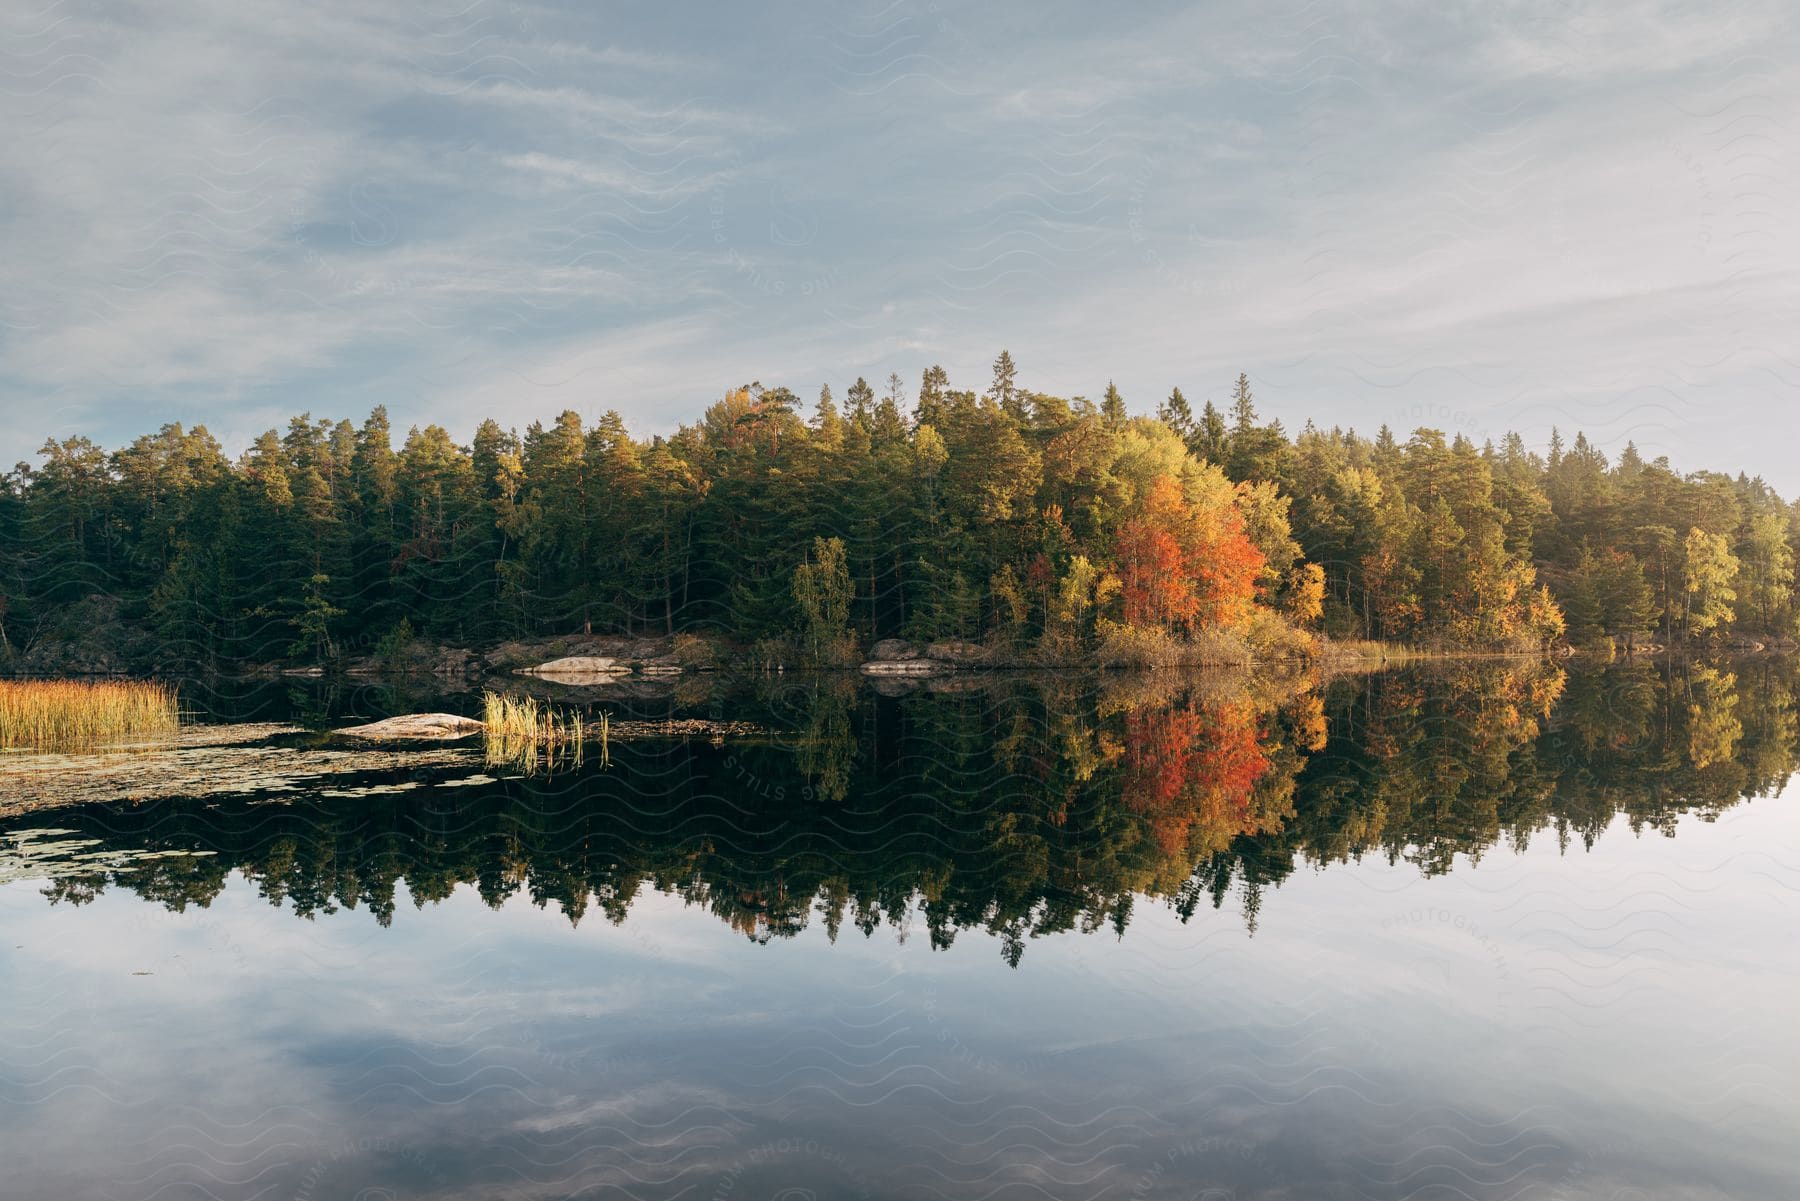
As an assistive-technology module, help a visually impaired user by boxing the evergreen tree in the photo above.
[1157,387,1194,441]
[987,350,1022,419]
[1101,380,1127,427]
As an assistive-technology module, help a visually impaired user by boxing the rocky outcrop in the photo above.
[9,595,156,676]
[515,655,629,680]
[339,634,703,681]
[343,641,478,679]
[488,636,695,679]
[925,639,988,665]
[860,658,946,676]
[861,637,985,676]
[335,714,485,740]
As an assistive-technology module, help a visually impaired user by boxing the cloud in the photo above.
[1,0,1795,490]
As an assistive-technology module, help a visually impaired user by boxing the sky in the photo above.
[3,0,1797,489]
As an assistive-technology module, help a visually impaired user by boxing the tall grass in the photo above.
[0,679,181,750]
[481,691,583,773]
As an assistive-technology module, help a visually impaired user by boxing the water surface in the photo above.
[2,661,1795,1199]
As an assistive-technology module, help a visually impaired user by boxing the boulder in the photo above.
[868,638,920,661]
[517,656,629,679]
[860,658,945,677]
[336,714,485,741]
[924,639,987,665]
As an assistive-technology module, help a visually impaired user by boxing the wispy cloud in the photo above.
[2,0,1796,489]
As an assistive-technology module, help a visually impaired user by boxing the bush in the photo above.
[1182,626,1254,667]
[1241,609,1316,661]
[1093,621,1183,667]
[673,632,714,668]
[373,619,416,667]
[747,636,796,672]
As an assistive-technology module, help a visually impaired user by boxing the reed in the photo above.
[481,691,583,773]
[0,679,181,750]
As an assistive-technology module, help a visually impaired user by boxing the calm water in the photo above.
[2,661,1796,1200]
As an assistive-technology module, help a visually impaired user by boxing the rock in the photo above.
[868,638,919,661]
[925,639,987,665]
[342,640,477,678]
[335,714,485,741]
[16,594,154,676]
[860,658,945,677]
[426,646,476,677]
[624,638,669,661]
[517,656,629,679]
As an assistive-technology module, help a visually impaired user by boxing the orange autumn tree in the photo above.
[1114,471,1264,633]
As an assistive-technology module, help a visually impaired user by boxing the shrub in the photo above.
[1093,620,1183,668]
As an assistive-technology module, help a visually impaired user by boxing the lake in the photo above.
[1,659,1796,1200]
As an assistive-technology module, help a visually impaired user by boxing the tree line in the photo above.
[0,352,1792,668]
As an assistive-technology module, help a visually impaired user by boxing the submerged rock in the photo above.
[335,714,485,740]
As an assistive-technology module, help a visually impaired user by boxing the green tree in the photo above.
[1737,509,1797,636]
[793,535,855,664]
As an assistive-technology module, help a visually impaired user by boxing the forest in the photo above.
[1,352,1793,669]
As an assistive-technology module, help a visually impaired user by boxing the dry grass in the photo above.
[1091,621,1257,668]
[481,691,584,773]
[0,679,181,750]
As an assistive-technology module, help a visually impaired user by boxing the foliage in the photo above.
[791,536,856,665]
[7,355,1799,664]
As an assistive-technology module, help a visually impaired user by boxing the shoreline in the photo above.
[2,640,1786,688]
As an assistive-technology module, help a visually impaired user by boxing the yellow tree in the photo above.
[1681,527,1739,638]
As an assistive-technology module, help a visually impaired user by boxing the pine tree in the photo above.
[1157,387,1194,441]
[846,376,875,427]
[987,349,1022,418]
[1101,380,1127,427]
[916,365,950,430]
[1193,401,1228,465]
[813,384,844,448]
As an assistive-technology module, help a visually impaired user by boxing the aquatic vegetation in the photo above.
[481,691,583,773]
[0,679,180,750]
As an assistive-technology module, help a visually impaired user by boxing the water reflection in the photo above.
[3,660,1798,1200]
[7,659,1794,958]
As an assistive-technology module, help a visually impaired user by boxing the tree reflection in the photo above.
[18,656,1800,963]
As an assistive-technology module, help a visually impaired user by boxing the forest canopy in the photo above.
[1,354,1792,668]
